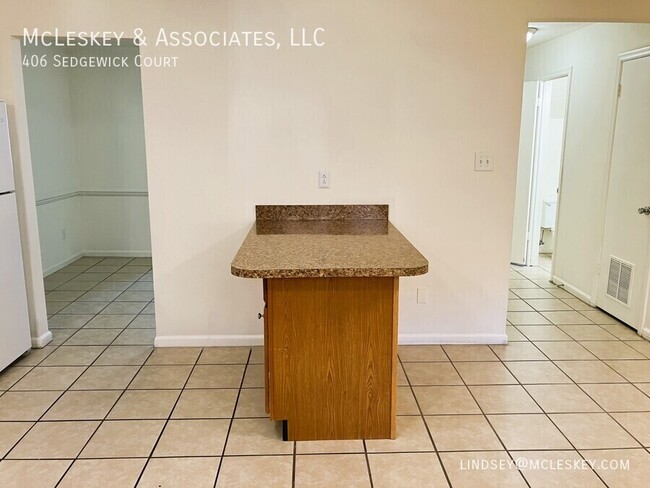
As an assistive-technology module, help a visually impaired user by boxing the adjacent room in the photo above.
[511,22,650,334]
[21,42,155,346]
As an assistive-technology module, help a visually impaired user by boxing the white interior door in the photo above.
[511,82,539,265]
[596,53,650,330]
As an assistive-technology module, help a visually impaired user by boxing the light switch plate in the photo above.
[474,152,494,171]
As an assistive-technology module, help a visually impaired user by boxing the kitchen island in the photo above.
[231,205,427,440]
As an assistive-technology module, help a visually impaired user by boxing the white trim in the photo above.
[525,70,571,269]
[43,251,84,277]
[538,69,572,82]
[155,334,264,347]
[398,333,508,345]
[548,68,572,279]
[619,45,650,63]
[83,250,152,258]
[640,327,650,341]
[524,81,543,266]
[36,191,77,206]
[551,274,594,306]
[154,332,509,347]
[10,37,50,343]
[36,190,149,206]
[31,330,52,348]
[43,251,152,277]
[80,190,148,197]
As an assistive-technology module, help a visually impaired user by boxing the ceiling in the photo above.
[527,22,593,48]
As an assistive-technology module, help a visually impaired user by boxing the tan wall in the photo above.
[2,0,650,344]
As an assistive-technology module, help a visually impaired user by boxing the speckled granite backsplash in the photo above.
[255,204,388,221]
[232,204,428,279]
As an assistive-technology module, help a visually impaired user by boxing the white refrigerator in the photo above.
[0,100,31,371]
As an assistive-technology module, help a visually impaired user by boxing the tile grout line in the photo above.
[397,355,454,488]
[213,349,252,488]
[2,287,127,464]
[486,335,611,487]
[505,271,639,486]
[362,439,374,488]
[291,436,297,487]
[48,257,151,346]
[51,345,157,487]
[437,347,532,488]
[131,347,204,488]
[2,256,154,478]
[511,273,650,447]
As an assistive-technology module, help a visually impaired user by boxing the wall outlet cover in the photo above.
[318,170,330,188]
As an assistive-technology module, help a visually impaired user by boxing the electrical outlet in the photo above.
[474,152,494,171]
[318,170,330,188]
[417,287,428,304]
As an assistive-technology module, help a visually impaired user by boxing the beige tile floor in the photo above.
[0,258,649,486]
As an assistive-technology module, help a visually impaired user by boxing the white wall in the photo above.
[21,44,151,274]
[3,1,650,347]
[525,23,650,301]
[21,45,84,271]
[68,46,148,192]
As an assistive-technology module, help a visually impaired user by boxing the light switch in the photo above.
[474,152,494,171]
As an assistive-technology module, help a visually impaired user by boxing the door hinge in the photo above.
[617,84,622,98]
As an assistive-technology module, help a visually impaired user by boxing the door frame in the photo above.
[596,45,650,335]
[7,37,51,346]
[642,244,650,339]
[511,81,539,266]
[525,68,572,275]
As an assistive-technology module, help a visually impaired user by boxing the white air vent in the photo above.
[606,256,633,306]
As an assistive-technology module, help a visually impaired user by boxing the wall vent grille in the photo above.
[606,256,633,306]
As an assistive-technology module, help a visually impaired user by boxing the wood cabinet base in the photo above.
[263,276,399,441]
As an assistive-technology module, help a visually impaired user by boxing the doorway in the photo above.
[19,40,155,346]
[510,22,650,342]
[511,74,569,272]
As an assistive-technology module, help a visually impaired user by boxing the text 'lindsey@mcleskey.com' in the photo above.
[460,456,631,471]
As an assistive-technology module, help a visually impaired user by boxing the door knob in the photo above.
[638,206,650,215]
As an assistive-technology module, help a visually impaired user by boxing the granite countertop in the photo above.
[231,205,428,279]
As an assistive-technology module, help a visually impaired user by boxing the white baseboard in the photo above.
[44,251,152,277]
[640,327,650,341]
[83,250,152,258]
[31,330,53,348]
[551,275,594,305]
[43,252,84,277]
[154,332,508,347]
[398,333,508,345]
[155,335,264,347]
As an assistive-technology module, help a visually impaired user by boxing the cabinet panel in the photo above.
[266,276,398,440]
